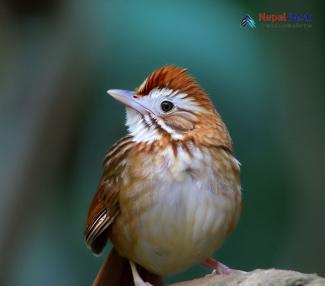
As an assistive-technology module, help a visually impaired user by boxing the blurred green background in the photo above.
[0,0,324,285]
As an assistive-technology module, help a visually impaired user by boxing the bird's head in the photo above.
[107,65,232,151]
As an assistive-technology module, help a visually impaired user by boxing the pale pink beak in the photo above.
[107,89,149,115]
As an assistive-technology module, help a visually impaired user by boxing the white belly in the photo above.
[131,152,238,275]
[116,146,240,276]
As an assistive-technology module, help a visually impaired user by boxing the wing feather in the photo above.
[84,136,133,254]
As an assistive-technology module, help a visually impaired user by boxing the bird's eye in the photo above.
[160,100,174,112]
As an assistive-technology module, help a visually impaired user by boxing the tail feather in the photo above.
[92,248,163,286]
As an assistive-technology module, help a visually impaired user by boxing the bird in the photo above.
[84,65,241,286]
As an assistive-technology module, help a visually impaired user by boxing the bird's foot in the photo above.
[202,257,246,275]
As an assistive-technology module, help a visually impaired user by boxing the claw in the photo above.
[202,257,243,275]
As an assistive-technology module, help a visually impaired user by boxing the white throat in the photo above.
[125,108,184,143]
[125,108,162,143]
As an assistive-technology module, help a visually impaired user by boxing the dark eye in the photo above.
[160,100,174,112]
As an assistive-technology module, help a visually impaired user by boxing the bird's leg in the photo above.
[202,257,233,274]
[129,261,153,286]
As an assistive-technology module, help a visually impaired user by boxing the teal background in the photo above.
[0,0,324,285]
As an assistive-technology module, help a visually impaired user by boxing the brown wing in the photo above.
[84,136,134,255]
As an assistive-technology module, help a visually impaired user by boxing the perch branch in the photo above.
[170,269,325,286]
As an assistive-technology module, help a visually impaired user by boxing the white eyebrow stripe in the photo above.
[149,88,185,99]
